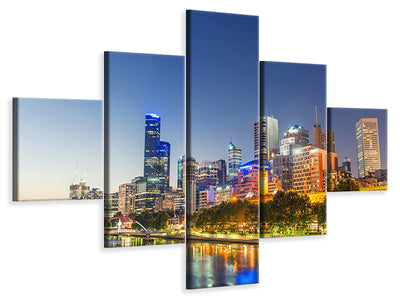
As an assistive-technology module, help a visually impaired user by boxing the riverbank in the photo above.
[187,232,259,244]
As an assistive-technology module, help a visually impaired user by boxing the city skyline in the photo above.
[13,98,103,200]
[328,108,387,175]
[106,52,184,193]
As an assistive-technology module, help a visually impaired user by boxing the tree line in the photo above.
[188,200,258,234]
[261,190,326,236]
[105,210,169,231]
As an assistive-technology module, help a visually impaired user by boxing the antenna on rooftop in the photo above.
[315,105,318,124]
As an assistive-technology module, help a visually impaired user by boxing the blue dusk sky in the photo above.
[261,61,327,141]
[187,10,259,164]
[106,52,184,193]
[15,98,103,200]
[328,108,388,172]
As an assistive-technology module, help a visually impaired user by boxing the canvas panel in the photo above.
[186,10,259,289]
[259,62,327,237]
[13,98,103,201]
[327,108,387,192]
[104,52,185,247]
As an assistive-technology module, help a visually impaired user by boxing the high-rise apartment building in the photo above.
[292,146,312,194]
[118,183,136,216]
[355,118,381,178]
[228,142,242,181]
[254,116,279,165]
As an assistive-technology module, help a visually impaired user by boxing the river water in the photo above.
[187,241,259,289]
[104,236,183,247]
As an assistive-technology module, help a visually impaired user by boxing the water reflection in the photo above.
[187,241,259,289]
[105,236,183,247]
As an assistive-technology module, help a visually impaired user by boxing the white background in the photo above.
[1,0,399,299]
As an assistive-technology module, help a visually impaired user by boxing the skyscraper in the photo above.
[213,159,227,185]
[228,142,242,181]
[144,113,161,179]
[143,113,170,193]
[156,141,170,193]
[254,116,279,165]
[355,118,381,178]
[313,106,322,148]
[177,155,185,189]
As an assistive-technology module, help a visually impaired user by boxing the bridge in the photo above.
[105,216,150,237]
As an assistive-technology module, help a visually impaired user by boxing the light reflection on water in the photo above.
[104,236,183,247]
[187,241,259,289]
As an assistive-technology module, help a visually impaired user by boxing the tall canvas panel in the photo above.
[327,108,387,191]
[186,10,259,289]
[13,98,103,201]
[259,62,327,237]
[104,52,185,248]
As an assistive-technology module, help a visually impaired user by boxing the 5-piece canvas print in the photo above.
[11,9,388,291]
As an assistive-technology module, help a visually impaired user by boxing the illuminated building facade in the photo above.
[234,160,259,200]
[254,116,279,165]
[228,142,242,181]
[134,191,160,214]
[118,183,135,216]
[214,186,233,206]
[310,148,327,193]
[284,125,309,146]
[355,118,381,178]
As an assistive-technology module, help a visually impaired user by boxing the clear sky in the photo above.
[261,61,327,141]
[15,98,102,200]
[328,108,387,174]
[187,10,259,164]
[106,52,184,193]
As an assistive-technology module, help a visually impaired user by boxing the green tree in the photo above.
[334,179,360,191]
[312,199,326,234]
[262,191,313,236]
[154,211,169,230]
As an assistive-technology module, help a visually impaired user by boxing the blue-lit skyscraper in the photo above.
[143,113,170,193]
[157,141,170,193]
[177,155,185,189]
[144,113,161,178]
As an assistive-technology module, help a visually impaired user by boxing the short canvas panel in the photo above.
[259,62,327,237]
[13,98,103,201]
[104,52,185,248]
[327,108,387,191]
[186,10,259,289]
